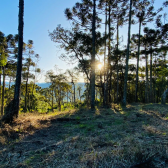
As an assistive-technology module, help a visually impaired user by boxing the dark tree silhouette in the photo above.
[13,0,24,118]
[90,0,96,110]
[2,0,24,123]
[122,0,132,107]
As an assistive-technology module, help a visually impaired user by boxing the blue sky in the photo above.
[0,0,78,82]
[0,0,166,82]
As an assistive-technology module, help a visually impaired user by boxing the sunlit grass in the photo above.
[1,103,168,167]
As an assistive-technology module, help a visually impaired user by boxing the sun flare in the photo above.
[98,63,102,70]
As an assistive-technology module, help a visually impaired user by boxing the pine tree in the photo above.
[122,0,132,107]
[2,0,24,123]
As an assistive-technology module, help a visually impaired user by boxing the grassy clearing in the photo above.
[1,104,168,167]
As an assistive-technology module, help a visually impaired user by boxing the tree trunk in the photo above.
[74,84,75,103]
[0,66,2,116]
[87,80,89,108]
[25,48,31,112]
[28,93,30,111]
[90,0,96,110]
[150,47,153,102]
[13,0,24,117]
[30,82,35,112]
[1,66,5,116]
[2,0,24,123]
[109,72,112,103]
[145,42,149,103]
[52,88,54,112]
[58,99,61,111]
[154,55,157,103]
[135,20,141,102]
[103,1,108,107]
[107,0,111,105]
[25,81,28,111]
[122,0,132,107]
[116,18,119,104]
[59,90,61,111]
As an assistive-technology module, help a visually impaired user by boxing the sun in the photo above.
[98,63,102,70]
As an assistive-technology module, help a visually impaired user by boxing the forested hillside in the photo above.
[0,0,168,167]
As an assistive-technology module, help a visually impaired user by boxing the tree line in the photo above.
[0,30,87,118]
[49,0,168,108]
[0,0,168,123]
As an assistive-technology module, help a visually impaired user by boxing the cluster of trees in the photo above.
[0,31,42,114]
[0,0,86,121]
[0,29,85,117]
[1,0,168,122]
[44,67,84,111]
[49,0,168,108]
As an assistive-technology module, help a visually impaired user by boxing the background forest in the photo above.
[0,0,168,116]
[1,0,168,167]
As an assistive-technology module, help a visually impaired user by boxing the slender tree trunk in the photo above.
[59,90,61,111]
[109,72,112,103]
[122,0,132,107]
[52,88,54,112]
[28,93,30,111]
[31,69,36,112]
[7,77,12,107]
[145,42,148,103]
[157,88,160,103]
[25,49,31,111]
[58,98,61,111]
[103,2,108,107]
[116,18,119,104]
[13,0,24,118]
[54,89,57,102]
[1,66,5,115]
[25,81,28,111]
[154,55,157,103]
[90,0,96,110]
[0,66,2,116]
[87,80,89,108]
[74,84,75,103]
[150,47,153,102]
[31,83,35,112]
[107,1,111,105]
[135,20,141,102]
[67,91,68,103]
[161,54,164,100]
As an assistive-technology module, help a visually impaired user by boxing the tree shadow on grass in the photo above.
[1,104,168,167]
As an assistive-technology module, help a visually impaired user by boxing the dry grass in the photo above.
[1,104,168,167]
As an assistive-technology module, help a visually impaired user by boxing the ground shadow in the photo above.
[1,104,168,167]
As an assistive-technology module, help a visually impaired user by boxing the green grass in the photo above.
[2,103,168,168]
